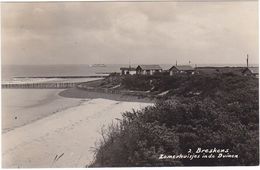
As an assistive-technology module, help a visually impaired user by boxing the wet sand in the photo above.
[2,89,83,133]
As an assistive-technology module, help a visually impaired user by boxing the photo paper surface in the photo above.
[1,0,259,167]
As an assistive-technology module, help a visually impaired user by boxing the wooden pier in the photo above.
[13,75,107,79]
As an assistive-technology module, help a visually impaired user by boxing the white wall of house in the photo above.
[122,70,136,75]
[129,71,136,75]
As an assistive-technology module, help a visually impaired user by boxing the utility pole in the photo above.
[246,54,249,68]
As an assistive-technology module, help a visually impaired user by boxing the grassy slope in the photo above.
[90,73,258,166]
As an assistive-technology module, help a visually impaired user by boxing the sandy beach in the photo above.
[2,91,153,168]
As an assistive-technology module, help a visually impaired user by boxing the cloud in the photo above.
[1,1,258,65]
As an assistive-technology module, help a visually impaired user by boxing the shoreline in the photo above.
[2,99,85,134]
[2,89,84,134]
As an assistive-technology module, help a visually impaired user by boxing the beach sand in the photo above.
[2,98,153,168]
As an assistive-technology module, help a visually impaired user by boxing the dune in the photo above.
[2,98,153,168]
[59,87,154,103]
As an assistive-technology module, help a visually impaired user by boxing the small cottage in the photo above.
[136,65,162,75]
[120,67,136,75]
[169,65,195,75]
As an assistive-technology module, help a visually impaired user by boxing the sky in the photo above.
[1,1,258,65]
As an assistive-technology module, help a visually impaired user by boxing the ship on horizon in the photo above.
[89,64,106,67]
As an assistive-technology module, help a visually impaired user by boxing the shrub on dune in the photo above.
[90,74,258,166]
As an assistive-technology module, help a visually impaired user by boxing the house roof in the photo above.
[120,67,136,71]
[137,65,162,70]
[248,67,259,74]
[169,65,194,71]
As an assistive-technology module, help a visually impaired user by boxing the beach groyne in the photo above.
[13,75,107,79]
[2,82,80,89]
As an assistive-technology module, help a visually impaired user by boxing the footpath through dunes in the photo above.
[2,98,153,168]
[59,77,157,102]
[59,87,154,103]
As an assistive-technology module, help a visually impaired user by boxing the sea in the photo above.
[1,64,127,81]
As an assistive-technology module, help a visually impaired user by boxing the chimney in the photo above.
[247,54,249,68]
[176,60,178,66]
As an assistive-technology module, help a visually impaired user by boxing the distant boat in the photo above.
[89,64,106,67]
